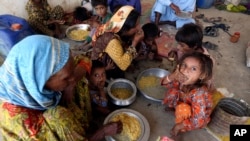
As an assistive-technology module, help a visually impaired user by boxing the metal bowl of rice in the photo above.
[136,68,170,102]
[65,24,91,41]
[107,78,137,106]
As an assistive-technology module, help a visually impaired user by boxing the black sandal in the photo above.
[202,41,218,50]
[203,26,219,37]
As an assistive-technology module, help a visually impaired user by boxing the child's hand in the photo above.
[168,50,177,62]
[171,65,188,83]
[97,82,105,90]
[88,16,100,28]
[148,52,155,60]
[161,66,187,85]
[133,29,144,45]
[161,75,171,85]
[105,59,115,70]
[91,20,100,28]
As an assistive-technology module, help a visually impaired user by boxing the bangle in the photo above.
[166,75,171,82]
[126,45,138,58]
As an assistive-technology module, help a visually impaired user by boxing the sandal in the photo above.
[212,23,230,31]
[195,14,204,19]
[203,26,219,37]
[203,17,222,23]
[202,41,218,50]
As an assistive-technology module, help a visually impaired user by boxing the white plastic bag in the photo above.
[224,0,241,6]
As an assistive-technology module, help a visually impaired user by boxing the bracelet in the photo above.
[166,75,171,82]
[126,45,138,58]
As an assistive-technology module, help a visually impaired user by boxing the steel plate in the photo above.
[65,24,90,41]
[103,108,150,141]
[136,68,170,102]
[176,11,192,19]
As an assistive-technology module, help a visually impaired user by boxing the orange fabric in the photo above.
[2,102,44,136]
[175,102,191,123]
[77,56,92,74]
[163,80,213,131]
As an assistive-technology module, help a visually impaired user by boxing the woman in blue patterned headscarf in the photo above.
[0,34,70,110]
[0,35,122,141]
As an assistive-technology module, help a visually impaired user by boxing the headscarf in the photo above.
[92,5,134,42]
[0,35,70,110]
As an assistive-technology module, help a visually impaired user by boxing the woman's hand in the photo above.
[57,20,65,25]
[89,121,122,141]
[60,82,76,107]
[48,19,65,25]
[103,121,123,135]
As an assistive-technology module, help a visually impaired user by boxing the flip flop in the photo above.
[202,41,218,50]
[212,23,230,31]
[203,17,222,23]
[195,14,204,19]
[203,26,219,37]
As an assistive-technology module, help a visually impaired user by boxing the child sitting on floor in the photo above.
[161,52,214,136]
[88,60,110,115]
[91,0,113,24]
[80,0,113,51]
[168,23,211,62]
[128,22,162,72]
[64,6,92,26]
[134,22,162,62]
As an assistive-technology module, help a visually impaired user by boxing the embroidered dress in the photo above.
[163,80,213,131]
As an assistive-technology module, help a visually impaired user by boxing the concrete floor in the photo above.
[1,5,250,141]
[123,6,250,141]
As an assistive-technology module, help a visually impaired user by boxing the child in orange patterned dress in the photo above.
[161,52,214,136]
